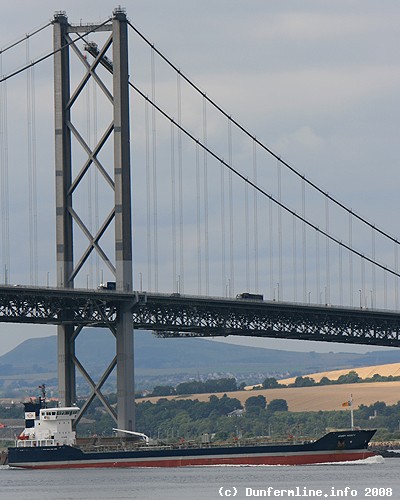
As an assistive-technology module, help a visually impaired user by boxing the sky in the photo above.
[1,1,400,356]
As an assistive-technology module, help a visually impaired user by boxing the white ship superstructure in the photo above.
[17,406,79,448]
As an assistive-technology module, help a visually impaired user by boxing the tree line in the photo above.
[271,371,400,388]
[147,371,399,398]
[148,377,240,396]
[78,395,400,442]
[2,391,400,443]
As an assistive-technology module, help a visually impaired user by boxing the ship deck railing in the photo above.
[76,437,317,453]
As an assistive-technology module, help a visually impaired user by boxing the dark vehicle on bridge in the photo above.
[98,281,116,291]
[236,293,264,301]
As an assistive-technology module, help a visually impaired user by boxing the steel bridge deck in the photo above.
[1,286,400,347]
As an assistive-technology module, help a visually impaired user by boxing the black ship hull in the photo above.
[8,429,376,469]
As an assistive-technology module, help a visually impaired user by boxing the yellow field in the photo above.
[141,363,400,411]
[278,362,400,385]
[142,380,400,412]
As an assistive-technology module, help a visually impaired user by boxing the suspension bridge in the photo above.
[1,8,400,430]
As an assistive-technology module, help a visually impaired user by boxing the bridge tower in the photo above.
[53,9,134,430]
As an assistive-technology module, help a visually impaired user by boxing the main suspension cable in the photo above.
[0,17,112,84]
[0,21,52,56]
[129,80,400,281]
[127,20,400,248]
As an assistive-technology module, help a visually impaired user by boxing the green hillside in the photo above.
[1,328,400,387]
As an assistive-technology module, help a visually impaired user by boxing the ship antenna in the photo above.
[38,384,47,408]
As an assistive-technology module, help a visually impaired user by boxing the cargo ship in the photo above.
[7,394,377,469]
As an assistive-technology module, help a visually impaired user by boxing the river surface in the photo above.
[0,456,397,500]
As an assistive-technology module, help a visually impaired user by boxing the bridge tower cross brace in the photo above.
[53,9,135,431]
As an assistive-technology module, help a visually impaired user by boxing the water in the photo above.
[1,456,398,500]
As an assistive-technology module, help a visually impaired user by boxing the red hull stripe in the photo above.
[12,451,376,469]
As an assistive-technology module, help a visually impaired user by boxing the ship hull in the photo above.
[8,430,377,469]
[7,450,376,469]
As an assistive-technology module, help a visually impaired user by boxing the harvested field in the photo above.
[279,362,400,385]
[141,381,400,412]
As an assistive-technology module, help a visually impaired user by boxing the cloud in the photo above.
[274,126,325,155]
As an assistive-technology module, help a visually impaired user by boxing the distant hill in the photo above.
[1,329,400,389]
